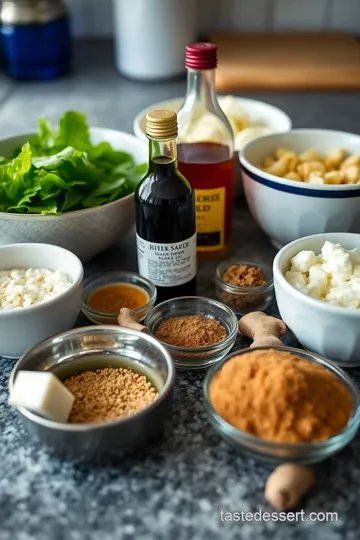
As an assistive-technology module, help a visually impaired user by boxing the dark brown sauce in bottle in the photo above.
[135,111,197,303]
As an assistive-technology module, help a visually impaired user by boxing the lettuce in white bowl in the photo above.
[0,111,146,215]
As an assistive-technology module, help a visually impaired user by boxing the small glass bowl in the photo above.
[204,346,360,464]
[145,296,238,370]
[215,260,274,315]
[82,272,157,325]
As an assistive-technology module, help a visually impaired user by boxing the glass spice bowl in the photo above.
[145,296,239,370]
[203,346,360,464]
[82,272,157,325]
[214,260,274,315]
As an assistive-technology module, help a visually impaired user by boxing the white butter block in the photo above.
[9,371,75,423]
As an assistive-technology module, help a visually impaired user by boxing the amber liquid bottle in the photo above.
[135,110,197,303]
[177,43,235,260]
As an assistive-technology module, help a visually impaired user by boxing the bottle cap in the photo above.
[145,110,178,140]
[185,42,217,70]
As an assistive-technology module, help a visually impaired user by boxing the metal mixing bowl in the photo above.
[9,326,175,459]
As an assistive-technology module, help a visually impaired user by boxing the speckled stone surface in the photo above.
[1,41,360,540]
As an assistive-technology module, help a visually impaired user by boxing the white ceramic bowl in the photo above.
[133,96,292,145]
[273,232,360,367]
[0,243,83,359]
[240,129,360,249]
[0,128,147,262]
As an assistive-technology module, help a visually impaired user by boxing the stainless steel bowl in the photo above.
[9,326,175,459]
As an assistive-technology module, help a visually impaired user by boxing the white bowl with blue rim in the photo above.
[240,130,360,249]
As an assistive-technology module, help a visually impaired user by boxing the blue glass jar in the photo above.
[0,0,71,80]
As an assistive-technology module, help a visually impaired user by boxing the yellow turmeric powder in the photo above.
[209,349,353,443]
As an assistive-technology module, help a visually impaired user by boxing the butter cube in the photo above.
[9,371,75,423]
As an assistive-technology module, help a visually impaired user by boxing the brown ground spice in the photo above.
[64,367,157,423]
[155,315,226,348]
[223,264,267,287]
[209,349,353,443]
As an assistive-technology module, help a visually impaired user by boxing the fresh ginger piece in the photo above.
[265,464,315,510]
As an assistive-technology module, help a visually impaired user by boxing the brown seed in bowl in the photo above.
[64,367,157,423]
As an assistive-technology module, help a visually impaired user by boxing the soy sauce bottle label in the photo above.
[136,233,197,287]
[195,187,225,251]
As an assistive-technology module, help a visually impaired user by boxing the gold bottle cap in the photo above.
[145,109,178,140]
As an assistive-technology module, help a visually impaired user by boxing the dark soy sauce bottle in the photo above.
[135,109,197,303]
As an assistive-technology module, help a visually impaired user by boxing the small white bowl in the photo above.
[0,128,147,262]
[133,96,292,146]
[0,243,83,359]
[273,232,360,367]
[240,129,360,249]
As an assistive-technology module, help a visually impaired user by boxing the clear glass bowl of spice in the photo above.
[82,272,157,325]
[203,346,360,464]
[215,261,273,315]
[145,296,239,369]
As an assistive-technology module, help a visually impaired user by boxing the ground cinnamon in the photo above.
[218,264,270,313]
[210,349,353,443]
[223,264,267,288]
[155,315,226,348]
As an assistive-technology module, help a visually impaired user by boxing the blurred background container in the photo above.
[67,0,360,40]
[113,0,197,80]
[0,0,71,79]
[1,1,360,82]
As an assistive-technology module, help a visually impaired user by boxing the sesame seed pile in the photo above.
[64,367,158,423]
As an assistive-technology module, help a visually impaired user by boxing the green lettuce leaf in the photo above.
[37,118,56,151]
[55,111,90,151]
[32,146,83,170]
[0,110,146,215]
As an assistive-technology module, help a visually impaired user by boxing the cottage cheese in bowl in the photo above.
[0,243,83,359]
[0,268,72,311]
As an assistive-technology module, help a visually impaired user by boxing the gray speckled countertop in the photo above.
[1,40,360,540]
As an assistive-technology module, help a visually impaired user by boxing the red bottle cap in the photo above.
[185,42,217,70]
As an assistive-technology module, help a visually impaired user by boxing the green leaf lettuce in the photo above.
[0,111,146,215]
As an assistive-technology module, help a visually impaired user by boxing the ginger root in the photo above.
[265,463,315,510]
[118,308,149,334]
[238,311,287,348]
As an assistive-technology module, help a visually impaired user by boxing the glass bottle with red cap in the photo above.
[177,42,235,259]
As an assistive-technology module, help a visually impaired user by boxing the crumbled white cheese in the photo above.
[290,250,318,273]
[286,241,360,309]
[0,268,72,311]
